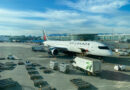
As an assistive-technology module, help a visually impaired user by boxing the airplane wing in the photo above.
[48,44,89,53]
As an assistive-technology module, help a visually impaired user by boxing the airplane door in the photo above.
[89,44,94,52]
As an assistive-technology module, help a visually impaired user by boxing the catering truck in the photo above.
[72,57,102,75]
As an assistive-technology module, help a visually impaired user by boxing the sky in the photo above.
[0,0,130,36]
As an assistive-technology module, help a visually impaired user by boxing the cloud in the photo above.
[63,0,129,13]
[0,9,80,19]
[0,8,88,35]
[0,7,130,35]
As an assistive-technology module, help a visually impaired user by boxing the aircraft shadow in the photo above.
[100,70,130,82]
[102,56,130,65]
[123,70,130,72]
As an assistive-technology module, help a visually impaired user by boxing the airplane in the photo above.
[43,30,113,57]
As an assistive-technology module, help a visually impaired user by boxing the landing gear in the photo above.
[78,52,86,57]
[64,52,77,57]
[88,72,92,76]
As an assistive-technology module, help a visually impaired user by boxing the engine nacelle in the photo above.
[48,48,58,56]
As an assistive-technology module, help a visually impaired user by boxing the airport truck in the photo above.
[72,57,102,75]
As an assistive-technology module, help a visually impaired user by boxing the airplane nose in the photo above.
[101,50,113,56]
[108,51,113,56]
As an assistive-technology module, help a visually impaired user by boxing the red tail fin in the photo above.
[44,35,46,41]
[43,30,47,41]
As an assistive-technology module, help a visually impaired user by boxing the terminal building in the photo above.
[48,33,98,41]
[98,33,130,42]
[47,33,130,43]
[0,36,10,42]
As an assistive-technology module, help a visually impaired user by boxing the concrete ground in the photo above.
[0,42,130,90]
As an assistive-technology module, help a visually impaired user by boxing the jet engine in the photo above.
[48,48,58,56]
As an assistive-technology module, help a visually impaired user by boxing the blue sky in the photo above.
[0,0,130,36]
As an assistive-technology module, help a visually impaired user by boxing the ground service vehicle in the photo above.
[32,45,44,52]
[72,57,101,75]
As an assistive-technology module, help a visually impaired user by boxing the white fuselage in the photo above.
[43,40,113,56]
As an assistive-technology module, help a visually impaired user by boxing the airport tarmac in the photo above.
[0,42,130,90]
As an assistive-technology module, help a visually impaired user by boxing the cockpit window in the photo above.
[98,46,109,50]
